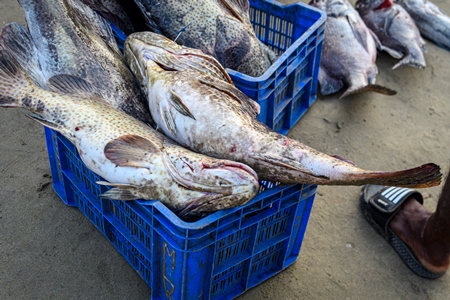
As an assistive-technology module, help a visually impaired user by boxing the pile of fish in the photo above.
[310,0,450,98]
[0,0,444,219]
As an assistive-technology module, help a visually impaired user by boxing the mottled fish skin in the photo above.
[356,0,426,69]
[395,0,450,51]
[80,0,135,34]
[309,0,396,98]
[0,50,259,218]
[125,37,442,188]
[132,0,277,77]
[16,0,153,125]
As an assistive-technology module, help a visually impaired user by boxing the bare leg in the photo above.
[390,172,450,274]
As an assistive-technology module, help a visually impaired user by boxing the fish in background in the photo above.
[0,50,260,218]
[309,0,397,98]
[124,32,442,188]
[8,0,153,125]
[395,0,450,51]
[130,0,278,77]
[356,0,426,69]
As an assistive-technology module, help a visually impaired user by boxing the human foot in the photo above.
[359,184,447,279]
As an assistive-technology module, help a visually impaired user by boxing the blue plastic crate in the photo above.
[107,0,326,135]
[45,127,317,299]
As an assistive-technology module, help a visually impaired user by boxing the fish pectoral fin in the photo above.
[331,155,357,167]
[383,9,400,33]
[345,13,369,53]
[319,67,343,96]
[255,154,329,179]
[161,103,177,137]
[170,89,196,119]
[382,46,403,59]
[198,76,260,117]
[99,188,140,201]
[220,0,252,27]
[47,74,103,99]
[104,134,160,168]
[26,113,68,134]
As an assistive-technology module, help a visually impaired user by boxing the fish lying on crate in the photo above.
[130,0,278,77]
[356,0,426,69]
[395,0,450,51]
[0,50,260,218]
[309,0,396,98]
[13,0,152,125]
[124,32,442,188]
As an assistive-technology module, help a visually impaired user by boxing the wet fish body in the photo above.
[0,50,259,218]
[309,0,396,98]
[356,0,426,69]
[12,0,152,124]
[132,0,277,77]
[125,32,442,188]
[395,0,450,51]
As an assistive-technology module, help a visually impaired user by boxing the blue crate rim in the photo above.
[226,1,326,81]
[134,182,316,230]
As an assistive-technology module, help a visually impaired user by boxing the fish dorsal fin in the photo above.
[198,76,260,117]
[220,0,252,27]
[170,89,196,119]
[47,74,102,98]
[104,134,161,168]
[254,153,329,179]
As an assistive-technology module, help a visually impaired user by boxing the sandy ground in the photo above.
[1,0,450,299]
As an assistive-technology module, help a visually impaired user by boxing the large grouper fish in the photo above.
[124,32,442,188]
[395,0,450,51]
[11,0,152,125]
[130,0,278,77]
[0,50,260,218]
[309,0,396,98]
[356,0,426,69]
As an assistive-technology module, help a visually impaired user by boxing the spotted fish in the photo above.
[309,0,397,98]
[395,0,450,51]
[356,0,426,69]
[11,0,152,124]
[124,34,442,188]
[0,50,260,218]
[131,0,278,77]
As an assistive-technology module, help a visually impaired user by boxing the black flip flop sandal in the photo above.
[360,184,446,279]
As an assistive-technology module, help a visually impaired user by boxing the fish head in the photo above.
[124,32,233,83]
[355,0,393,11]
[163,142,259,217]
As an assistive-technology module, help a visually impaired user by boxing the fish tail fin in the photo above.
[0,49,34,108]
[0,22,46,88]
[339,84,397,99]
[350,163,442,188]
[392,54,426,70]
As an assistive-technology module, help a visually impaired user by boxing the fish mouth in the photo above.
[163,152,259,195]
